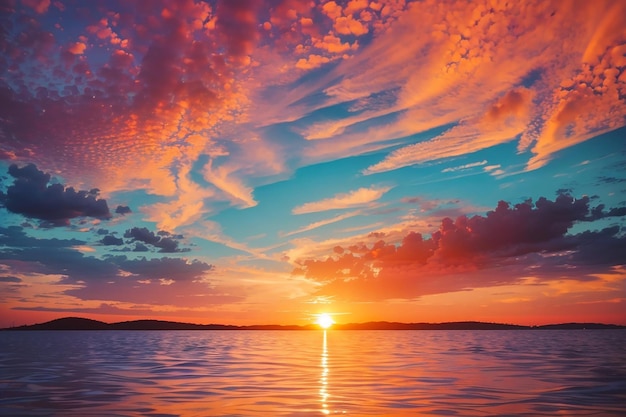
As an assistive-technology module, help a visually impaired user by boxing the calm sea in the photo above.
[1,330,625,416]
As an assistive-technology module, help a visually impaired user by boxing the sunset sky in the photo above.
[1,0,625,328]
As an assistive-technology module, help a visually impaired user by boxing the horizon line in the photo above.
[3,316,625,331]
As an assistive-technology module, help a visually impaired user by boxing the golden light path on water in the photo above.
[320,330,329,415]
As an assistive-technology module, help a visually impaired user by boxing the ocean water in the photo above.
[1,330,625,416]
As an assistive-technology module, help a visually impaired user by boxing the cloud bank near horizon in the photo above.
[293,194,626,301]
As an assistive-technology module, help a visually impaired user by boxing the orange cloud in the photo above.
[334,15,369,36]
[321,1,342,20]
[67,41,87,55]
[293,185,393,214]
[295,54,332,69]
[282,1,625,175]
[313,33,355,53]
[364,88,534,174]
[344,0,369,16]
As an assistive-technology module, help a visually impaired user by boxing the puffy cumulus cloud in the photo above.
[66,41,87,55]
[344,0,369,16]
[124,227,161,245]
[313,33,356,54]
[123,227,190,253]
[0,164,111,226]
[292,194,626,301]
[295,54,331,70]
[101,234,124,246]
[334,15,368,36]
[115,205,131,215]
[321,1,343,20]
[256,0,400,76]
[292,185,393,214]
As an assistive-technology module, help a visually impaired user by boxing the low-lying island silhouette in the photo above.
[3,317,624,331]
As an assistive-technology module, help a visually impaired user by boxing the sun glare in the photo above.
[316,313,334,329]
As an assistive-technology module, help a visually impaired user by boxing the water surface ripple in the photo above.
[1,330,625,416]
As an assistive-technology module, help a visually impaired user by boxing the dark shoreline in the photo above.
[2,317,625,331]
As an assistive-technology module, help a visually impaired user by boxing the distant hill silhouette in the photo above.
[15,317,110,330]
[2,317,624,331]
[332,321,529,330]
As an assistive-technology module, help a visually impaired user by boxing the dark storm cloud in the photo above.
[0,276,22,283]
[124,227,160,245]
[431,194,593,261]
[0,164,111,226]
[0,225,218,305]
[62,256,220,306]
[0,225,85,249]
[294,194,626,301]
[564,226,626,266]
[100,235,124,246]
[123,226,189,253]
[132,242,150,252]
[0,226,212,284]
[0,226,117,280]
[115,205,132,215]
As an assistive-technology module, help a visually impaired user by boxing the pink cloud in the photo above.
[293,194,626,301]
[22,0,50,14]
[216,0,260,63]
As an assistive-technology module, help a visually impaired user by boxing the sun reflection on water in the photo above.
[320,330,329,415]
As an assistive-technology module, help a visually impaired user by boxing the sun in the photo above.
[316,313,334,329]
